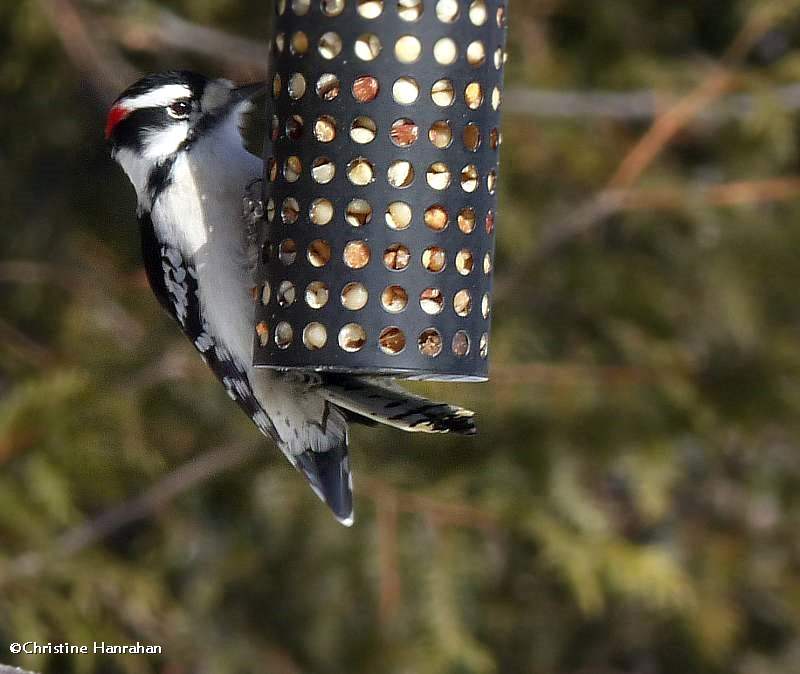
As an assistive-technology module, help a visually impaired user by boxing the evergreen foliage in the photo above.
[2,1,800,672]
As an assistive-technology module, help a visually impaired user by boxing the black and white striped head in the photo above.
[106,71,262,160]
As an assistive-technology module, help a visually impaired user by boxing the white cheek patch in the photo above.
[142,124,190,160]
[123,84,193,111]
[114,147,154,205]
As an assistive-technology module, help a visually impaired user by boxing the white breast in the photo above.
[151,113,262,366]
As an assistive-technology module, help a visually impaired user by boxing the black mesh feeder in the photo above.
[253,0,508,381]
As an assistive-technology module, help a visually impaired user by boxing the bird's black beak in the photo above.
[230,81,268,104]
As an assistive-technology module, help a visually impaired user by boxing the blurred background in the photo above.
[4,0,800,672]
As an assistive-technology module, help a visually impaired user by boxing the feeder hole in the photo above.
[312,157,336,184]
[281,198,300,224]
[388,160,415,188]
[434,38,458,65]
[341,282,369,310]
[307,240,332,267]
[284,156,302,183]
[463,123,481,151]
[306,281,330,309]
[322,0,345,16]
[454,289,472,316]
[420,288,444,315]
[461,164,479,193]
[429,120,453,149]
[316,74,341,101]
[288,73,307,100]
[419,328,443,357]
[456,249,474,275]
[395,35,422,63]
[386,202,412,230]
[393,77,420,105]
[425,205,449,232]
[310,199,334,226]
[275,322,294,349]
[256,322,269,347]
[348,158,376,186]
[353,76,380,103]
[303,323,328,350]
[339,324,367,352]
[381,285,409,313]
[351,117,378,144]
[380,327,407,355]
[458,208,476,234]
[466,41,486,67]
[391,119,419,147]
[422,246,447,273]
[319,32,342,60]
[452,331,470,356]
[292,0,310,15]
[314,116,337,143]
[344,241,371,269]
[286,115,304,140]
[278,280,297,307]
[291,31,309,55]
[469,0,488,25]
[355,34,382,61]
[436,0,459,23]
[398,0,423,21]
[431,79,455,107]
[384,243,411,271]
[346,199,373,227]
[465,82,484,109]
[426,162,452,190]
[358,0,384,19]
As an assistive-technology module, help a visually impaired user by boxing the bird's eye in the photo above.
[167,100,192,119]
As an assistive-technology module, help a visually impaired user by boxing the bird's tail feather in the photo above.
[320,376,477,436]
[294,442,354,527]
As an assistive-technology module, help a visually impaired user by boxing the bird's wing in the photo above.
[139,212,354,525]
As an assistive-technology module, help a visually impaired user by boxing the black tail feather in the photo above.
[295,444,354,527]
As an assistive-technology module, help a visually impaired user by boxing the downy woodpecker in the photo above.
[106,71,476,526]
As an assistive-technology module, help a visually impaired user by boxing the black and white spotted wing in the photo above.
[139,213,278,441]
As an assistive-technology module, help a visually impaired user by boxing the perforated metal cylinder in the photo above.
[254,0,508,381]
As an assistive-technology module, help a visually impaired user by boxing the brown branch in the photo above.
[495,173,800,301]
[497,6,795,299]
[102,9,269,79]
[2,444,260,585]
[607,69,735,190]
[617,176,800,211]
[503,83,800,121]
[36,0,140,104]
[609,6,780,191]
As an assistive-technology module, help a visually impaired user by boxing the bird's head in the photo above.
[106,70,264,162]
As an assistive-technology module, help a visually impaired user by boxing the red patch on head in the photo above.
[105,104,130,141]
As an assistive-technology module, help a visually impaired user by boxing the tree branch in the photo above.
[1,444,260,586]
[36,0,140,105]
[497,6,790,299]
[102,8,270,78]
